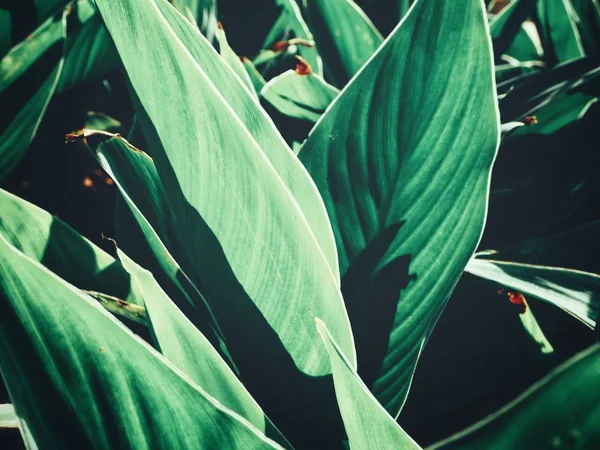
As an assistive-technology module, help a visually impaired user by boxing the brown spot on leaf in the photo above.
[522,116,538,126]
[295,56,312,75]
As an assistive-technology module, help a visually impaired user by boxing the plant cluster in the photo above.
[0,0,599,449]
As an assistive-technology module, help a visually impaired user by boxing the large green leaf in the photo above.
[0,233,282,449]
[315,317,421,450]
[536,0,585,63]
[466,258,600,329]
[95,0,355,444]
[0,7,66,181]
[300,0,500,416]
[430,344,600,449]
[128,0,340,279]
[302,0,383,87]
[0,188,143,306]
[117,249,292,448]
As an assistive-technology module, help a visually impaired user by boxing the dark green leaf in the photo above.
[300,0,500,415]
[302,0,383,87]
[0,234,282,449]
[430,344,600,449]
[536,0,585,63]
[0,188,143,305]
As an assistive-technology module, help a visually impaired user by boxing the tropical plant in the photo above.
[0,0,599,448]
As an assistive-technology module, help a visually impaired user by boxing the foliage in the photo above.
[0,0,599,449]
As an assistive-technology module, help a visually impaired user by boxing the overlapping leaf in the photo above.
[431,344,600,449]
[536,0,585,63]
[117,249,291,448]
[300,0,500,416]
[315,318,421,450]
[0,188,143,305]
[302,0,383,87]
[95,0,355,444]
[0,233,282,450]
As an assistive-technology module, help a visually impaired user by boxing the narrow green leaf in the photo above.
[216,24,258,96]
[315,317,421,450]
[536,0,586,63]
[0,188,143,306]
[430,344,600,449]
[0,234,282,449]
[302,0,383,87]
[94,136,231,365]
[261,68,339,123]
[517,298,554,354]
[489,0,537,58]
[0,8,66,181]
[466,258,600,329]
[570,0,600,54]
[117,249,292,448]
[300,0,500,415]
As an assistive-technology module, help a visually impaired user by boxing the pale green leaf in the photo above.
[300,0,500,415]
[0,233,282,449]
[95,0,355,443]
[0,404,17,429]
[315,317,421,450]
[216,24,257,96]
[117,249,292,448]
[261,68,339,124]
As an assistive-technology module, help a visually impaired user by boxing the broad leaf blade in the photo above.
[0,234,282,449]
[117,249,292,448]
[300,0,500,415]
[95,0,355,443]
[315,317,421,450]
[134,0,340,279]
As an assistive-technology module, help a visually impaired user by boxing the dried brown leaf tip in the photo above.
[65,131,86,144]
[295,56,312,75]
[498,288,528,314]
[217,21,224,30]
[521,116,538,126]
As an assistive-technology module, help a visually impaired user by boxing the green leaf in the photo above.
[430,344,600,449]
[117,249,292,448]
[94,135,231,365]
[0,0,68,58]
[242,57,267,93]
[0,0,119,181]
[536,0,586,63]
[0,234,282,450]
[315,317,421,450]
[124,0,340,279]
[489,0,537,58]
[95,0,355,443]
[302,0,383,87]
[0,8,66,181]
[262,68,339,123]
[467,258,600,329]
[570,0,600,54]
[216,24,258,96]
[0,188,143,306]
[300,0,500,415]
